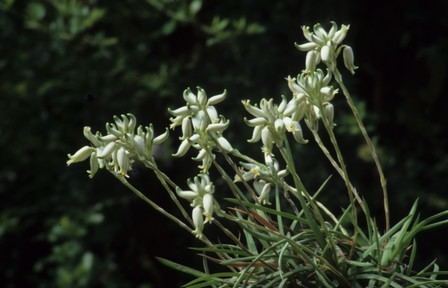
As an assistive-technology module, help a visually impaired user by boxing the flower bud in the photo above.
[97,142,116,158]
[88,152,99,178]
[189,134,200,142]
[117,147,130,177]
[305,50,320,72]
[173,139,191,157]
[277,169,288,178]
[203,193,214,223]
[216,136,233,153]
[274,118,285,134]
[133,135,146,156]
[257,183,271,205]
[323,103,335,127]
[206,106,219,123]
[343,46,358,74]
[320,44,331,62]
[283,98,298,116]
[207,90,227,106]
[261,127,273,153]
[176,187,198,201]
[181,117,192,139]
[192,206,204,238]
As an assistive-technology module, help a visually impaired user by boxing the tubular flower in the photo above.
[295,22,356,74]
[169,87,232,172]
[67,114,169,178]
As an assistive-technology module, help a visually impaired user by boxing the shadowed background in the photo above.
[1,0,448,286]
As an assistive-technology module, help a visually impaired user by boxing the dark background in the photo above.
[1,0,448,287]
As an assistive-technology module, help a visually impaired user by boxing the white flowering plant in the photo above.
[67,22,448,287]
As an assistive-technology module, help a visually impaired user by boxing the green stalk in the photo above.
[143,160,193,226]
[278,141,326,248]
[275,184,285,235]
[115,174,192,234]
[333,68,390,230]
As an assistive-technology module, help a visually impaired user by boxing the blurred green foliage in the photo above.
[1,0,448,286]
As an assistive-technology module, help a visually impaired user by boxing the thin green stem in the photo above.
[334,68,390,230]
[115,174,192,234]
[319,109,366,228]
[143,160,193,226]
[275,184,285,235]
[278,141,326,248]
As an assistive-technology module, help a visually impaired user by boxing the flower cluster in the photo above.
[287,69,337,130]
[242,96,307,156]
[235,155,288,205]
[169,87,233,172]
[176,174,215,238]
[295,22,357,74]
[67,114,169,178]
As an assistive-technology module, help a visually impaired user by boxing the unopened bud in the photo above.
[323,103,335,127]
[320,45,331,62]
[343,46,358,74]
[203,193,214,223]
[192,206,204,238]
[216,137,233,153]
[305,50,320,72]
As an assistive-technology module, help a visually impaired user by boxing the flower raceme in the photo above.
[169,87,232,172]
[66,114,169,178]
[295,22,358,74]
[176,174,215,238]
